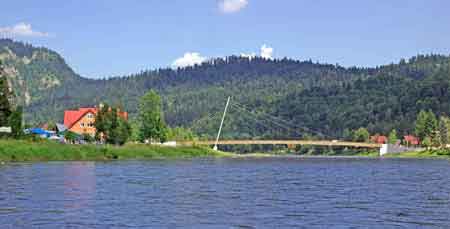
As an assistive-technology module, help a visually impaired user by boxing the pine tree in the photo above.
[425,111,438,145]
[439,116,449,147]
[415,110,438,142]
[8,106,23,138]
[388,129,398,144]
[415,110,428,139]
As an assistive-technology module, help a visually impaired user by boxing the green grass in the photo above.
[384,149,450,159]
[353,151,380,157]
[4,139,449,162]
[0,139,233,162]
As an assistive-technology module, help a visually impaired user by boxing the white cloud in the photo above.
[219,0,248,13]
[240,52,256,59]
[172,52,207,68]
[260,44,273,59]
[240,45,274,60]
[0,23,49,38]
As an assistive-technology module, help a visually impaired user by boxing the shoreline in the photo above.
[0,140,233,162]
[1,140,449,163]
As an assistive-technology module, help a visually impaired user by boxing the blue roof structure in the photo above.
[27,128,53,137]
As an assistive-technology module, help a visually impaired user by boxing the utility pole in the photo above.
[214,96,231,151]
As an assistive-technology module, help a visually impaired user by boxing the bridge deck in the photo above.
[179,140,381,148]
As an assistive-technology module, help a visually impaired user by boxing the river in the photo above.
[1,157,450,228]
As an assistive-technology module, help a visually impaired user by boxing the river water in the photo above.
[1,157,450,228]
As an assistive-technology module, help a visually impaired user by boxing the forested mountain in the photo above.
[1,39,450,139]
[0,39,81,106]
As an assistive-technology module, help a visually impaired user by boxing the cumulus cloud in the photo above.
[174,44,273,68]
[0,23,49,38]
[240,52,256,59]
[260,44,273,59]
[172,52,207,68]
[219,0,248,13]
[241,45,274,59]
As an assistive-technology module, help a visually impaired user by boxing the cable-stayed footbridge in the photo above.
[179,97,382,150]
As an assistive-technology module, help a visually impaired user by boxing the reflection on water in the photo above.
[63,162,96,226]
[1,158,450,228]
[64,162,96,211]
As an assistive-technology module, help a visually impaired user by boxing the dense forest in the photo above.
[1,38,450,140]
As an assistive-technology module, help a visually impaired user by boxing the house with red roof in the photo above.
[403,135,420,146]
[63,107,128,136]
[371,135,388,144]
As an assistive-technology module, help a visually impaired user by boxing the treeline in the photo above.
[341,109,450,147]
[414,110,450,148]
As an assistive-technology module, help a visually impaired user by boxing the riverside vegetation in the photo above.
[0,139,230,162]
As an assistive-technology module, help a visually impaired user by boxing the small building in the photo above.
[63,107,128,136]
[371,135,388,144]
[404,135,420,146]
[26,128,55,138]
[0,126,12,133]
[56,123,67,133]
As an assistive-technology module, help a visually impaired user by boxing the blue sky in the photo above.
[1,0,449,78]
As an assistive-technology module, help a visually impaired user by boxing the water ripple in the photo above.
[0,158,450,228]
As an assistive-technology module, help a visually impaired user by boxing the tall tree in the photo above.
[425,111,438,145]
[353,128,370,143]
[439,116,449,147]
[8,106,23,138]
[138,90,167,142]
[94,104,131,145]
[388,129,398,144]
[415,110,438,141]
[0,60,12,126]
[415,110,428,140]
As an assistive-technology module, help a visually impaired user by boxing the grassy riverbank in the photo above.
[3,139,450,162]
[383,149,450,159]
[0,140,232,162]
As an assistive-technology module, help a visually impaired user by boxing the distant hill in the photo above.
[0,39,81,106]
[1,38,449,139]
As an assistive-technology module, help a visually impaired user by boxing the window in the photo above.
[80,123,85,127]
[87,113,94,119]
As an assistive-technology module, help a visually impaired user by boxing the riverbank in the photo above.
[383,149,450,159]
[2,139,450,162]
[0,140,232,162]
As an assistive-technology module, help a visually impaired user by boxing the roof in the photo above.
[64,108,98,129]
[27,128,53,136]
[56,123,67,132]
[63,107,128,129]
[404,135,420,145]
[371,135,388,144]
[404,135,419,140]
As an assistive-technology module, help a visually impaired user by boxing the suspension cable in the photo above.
[230,103,303,137]
[231,101,325,137]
